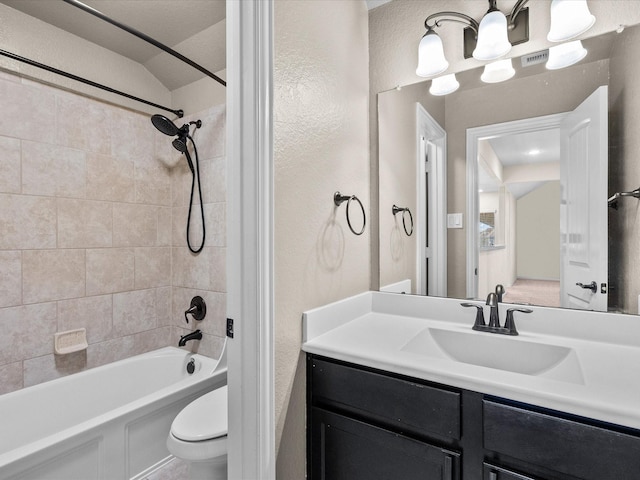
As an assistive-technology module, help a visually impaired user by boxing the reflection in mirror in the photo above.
[378,25,640,315]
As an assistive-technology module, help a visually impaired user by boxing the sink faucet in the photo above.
[461,295,532,336]
[486,292,500,328]
[178,329,203,347]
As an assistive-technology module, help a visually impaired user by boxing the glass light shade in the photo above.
[481,59,515,83]
[546,40,587,69]
[547,0,596,42]
[472,10,512,61]
[430,74,460,96]
[416,30,449,78]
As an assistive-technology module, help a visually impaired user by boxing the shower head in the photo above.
[151,114,180,137]
[172,136,188,153]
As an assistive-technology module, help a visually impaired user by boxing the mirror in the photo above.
[378,25,640,315]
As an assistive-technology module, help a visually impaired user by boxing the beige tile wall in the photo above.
[0,71,226,395]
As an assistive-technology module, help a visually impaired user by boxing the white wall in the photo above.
[274,1,370,478]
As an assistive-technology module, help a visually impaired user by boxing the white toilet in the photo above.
[167,346,228,480]
[167,385,228,480]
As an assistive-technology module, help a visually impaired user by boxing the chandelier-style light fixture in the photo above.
[416,0,596,94]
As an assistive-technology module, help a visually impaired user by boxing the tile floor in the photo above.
[144,458,189,480]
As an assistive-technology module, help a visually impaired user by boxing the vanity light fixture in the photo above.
[429,73,460,96]
[481,58,515,83]
[546,40,588,70]
[417,0,595,80]
[416,0,530,78]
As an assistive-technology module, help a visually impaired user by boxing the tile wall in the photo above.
[0,70,226,394]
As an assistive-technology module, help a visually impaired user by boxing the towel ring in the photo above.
[334,192,366,236]
[392,205,414,236]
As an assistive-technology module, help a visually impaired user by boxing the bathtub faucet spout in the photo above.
[178,329,203,347]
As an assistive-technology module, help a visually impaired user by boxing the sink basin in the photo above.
[401,327,584,384]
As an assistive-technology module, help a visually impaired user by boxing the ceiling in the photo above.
[0,0,226,90]
[479,129,560,199]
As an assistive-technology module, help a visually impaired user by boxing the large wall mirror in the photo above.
[378,24,640,315]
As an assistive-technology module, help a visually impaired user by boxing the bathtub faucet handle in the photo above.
[184,296,207,324]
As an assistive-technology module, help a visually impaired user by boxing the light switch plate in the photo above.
[447,213,463,229]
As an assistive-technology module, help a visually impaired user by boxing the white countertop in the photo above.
[302,291,640,430]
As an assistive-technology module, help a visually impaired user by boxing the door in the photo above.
[560,86,608,311]
[310,408,460,480]
[417,104,447,297]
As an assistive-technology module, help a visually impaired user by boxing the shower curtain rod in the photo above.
[62,0,227,88]
[0,48,184,118]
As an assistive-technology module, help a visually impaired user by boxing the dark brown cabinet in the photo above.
[307,354,640,480]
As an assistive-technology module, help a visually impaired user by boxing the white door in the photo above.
[560,86,608,311]
[416,104,447,297]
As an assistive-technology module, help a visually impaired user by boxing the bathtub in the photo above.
[0,346,226,480]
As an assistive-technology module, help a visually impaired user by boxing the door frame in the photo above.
[466,113,567,299]
[416,104,447,296]
[227,0,275,478]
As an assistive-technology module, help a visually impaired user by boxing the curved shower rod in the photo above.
[0,48,184,118]
[62,0,226,88]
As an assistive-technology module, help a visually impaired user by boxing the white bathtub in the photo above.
[0,346,226,480]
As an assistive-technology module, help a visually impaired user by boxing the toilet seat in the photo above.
[171,385,228,442]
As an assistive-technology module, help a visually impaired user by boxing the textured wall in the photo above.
[274,0,370,478]
[378,82,444,292]
[609,24,640,314]
[370,0,640,298]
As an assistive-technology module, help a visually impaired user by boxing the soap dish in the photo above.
[54,328,88,355]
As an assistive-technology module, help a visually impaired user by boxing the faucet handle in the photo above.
[184,296,207,324]
[504,307,533,335]
[461,302,486,329]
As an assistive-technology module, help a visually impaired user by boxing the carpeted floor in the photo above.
[503,278,561,307]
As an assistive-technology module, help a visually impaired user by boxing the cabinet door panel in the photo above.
[483,463,536,480]
[311,357,461,440]
[311,408,460,480]
[484,400,640,480]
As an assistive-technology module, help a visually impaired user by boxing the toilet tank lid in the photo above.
[171,385,228,441]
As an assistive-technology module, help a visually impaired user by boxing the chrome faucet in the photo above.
[178,329,203,346]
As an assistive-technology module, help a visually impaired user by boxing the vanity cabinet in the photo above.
[309,356,461,479]
[307,354,640,480]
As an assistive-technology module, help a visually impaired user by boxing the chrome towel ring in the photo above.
[392,205,414,236]
[334,192,366,236]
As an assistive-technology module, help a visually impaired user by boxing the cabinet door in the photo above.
[484,464,536,480]
[310,408,460,480]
